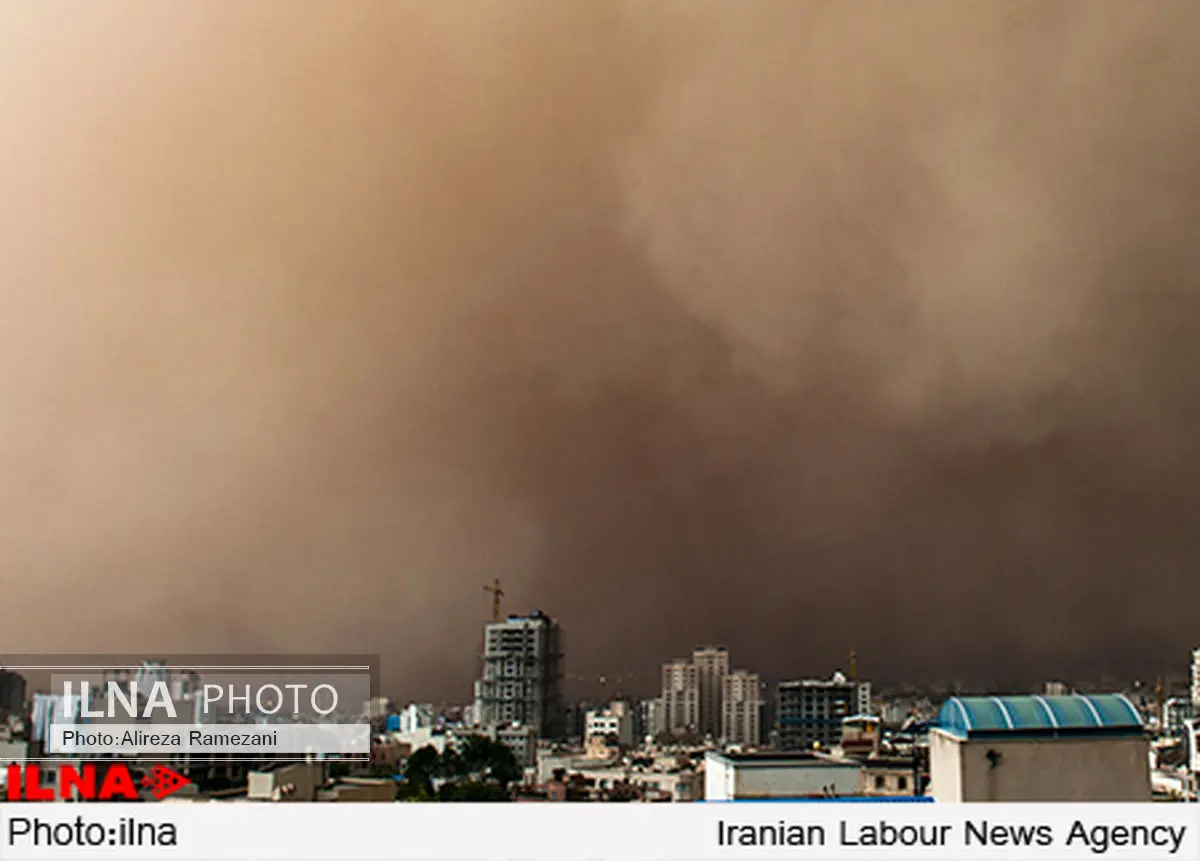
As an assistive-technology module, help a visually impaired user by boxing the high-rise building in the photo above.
[473,610,565,739]
[640,697,665,740]
[692,646,730,739]
[1191,648,1200,707]
[661,660,699,733]
[776,671,871,751]
[721,670,762,747]
[856,681,872,716]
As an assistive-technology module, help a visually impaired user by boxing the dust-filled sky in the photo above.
[2,1,1198,701]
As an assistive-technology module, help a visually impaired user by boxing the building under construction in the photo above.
[473,610,565,739]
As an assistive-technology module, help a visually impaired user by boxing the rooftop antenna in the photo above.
[483,578,504,622]
[849,650,858,683]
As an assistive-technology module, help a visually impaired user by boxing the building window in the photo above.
[874,776,884,789]
[897,776,908,791]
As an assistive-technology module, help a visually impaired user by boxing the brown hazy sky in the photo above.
[1,1,1198,700]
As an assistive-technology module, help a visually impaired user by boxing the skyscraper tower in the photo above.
[692,645,730,739]
[473,610,565,739]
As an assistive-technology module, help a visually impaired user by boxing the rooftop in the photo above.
[707,750,861,768]
[937,694,1144,739]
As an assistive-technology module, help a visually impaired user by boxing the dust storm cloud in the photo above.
[0,2,1197,698]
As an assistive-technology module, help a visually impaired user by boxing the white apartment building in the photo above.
[661,660,699,734]
[692,646,730,739]
[397,703,436,734]
[856,681,872,716]
[585,701,634,748]
[1191,648,1200,707]
[722,670,763,747]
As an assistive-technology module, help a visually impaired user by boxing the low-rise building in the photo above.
[841,715,882,759]
[586,702,634,748]
[492,723,539,768]
[1165,698,1194,737]
[246,762,327,802]
[394,703,436,734]
[703,751,862,800]
[930,694,1150,802]
[318,778,396,801]
[858,757,916,796]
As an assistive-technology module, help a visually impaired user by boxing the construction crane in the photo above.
[483,578,504,621]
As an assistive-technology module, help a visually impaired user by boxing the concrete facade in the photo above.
[692,646,730,739]
[929,730,1151,802]
[704,751,862,800]
[662,660,699,734]
[585,703,634,748]
[776,673,868,751]
[858,758,916,796]
[931,693,1151,802]
[473,611,564,739]
[1192,648,1200,707]
[721,670,762,747]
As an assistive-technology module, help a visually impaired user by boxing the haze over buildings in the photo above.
[0,2,1199,700]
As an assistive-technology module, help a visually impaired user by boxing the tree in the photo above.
[459,735,493,775]
[486,742,520,789]
[437,747,466,780]
[453,735,520,787]
[400,745,439,798]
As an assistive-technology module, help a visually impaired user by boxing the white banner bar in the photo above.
[1,803,1197,860]
[46,723,369,755]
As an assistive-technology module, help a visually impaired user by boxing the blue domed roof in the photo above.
[937,694,1143,738]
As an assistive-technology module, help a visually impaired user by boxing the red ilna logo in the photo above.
[5,764,190,801]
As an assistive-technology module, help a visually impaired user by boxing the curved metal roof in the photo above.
[937,694,1143,737]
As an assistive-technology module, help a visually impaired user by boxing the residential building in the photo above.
[776,672,869,751]
[585,701,634,748]
[704,751,863,800]
[473,610,564,739]
[692,646,729,739]
[721,670,762,747]
[930,694,1150,802]
[395,703,436,734]
[859,757,917,796]
[1165,698,1194,737]
[661,660,699,734]
[317,778,396,802]
[840,715,882,759]
[640,697,664,741]
[492,723,539,768]
[247,762,327,802]
[1193,649,1200,707]
[855,681,872,716]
